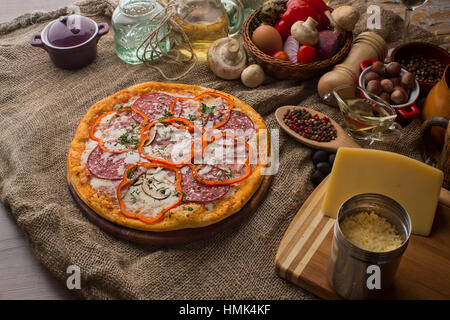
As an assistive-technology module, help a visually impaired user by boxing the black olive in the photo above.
[317,162,332,175]
[311,170,325,187]
[328,153,336,166]
[312,150,328,165]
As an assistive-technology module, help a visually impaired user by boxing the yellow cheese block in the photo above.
[322,148,443,236]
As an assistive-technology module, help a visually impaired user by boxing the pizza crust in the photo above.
[67,82,268,232]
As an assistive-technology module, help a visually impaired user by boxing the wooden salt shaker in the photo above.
[317,31,388,102]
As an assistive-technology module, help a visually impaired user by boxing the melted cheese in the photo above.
[81,139,99,164]
[143,124,192,162]
[94,113,140,153]
[90,178,120,196]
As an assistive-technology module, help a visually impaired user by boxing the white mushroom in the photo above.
[141,179,170,200]
[329,6,360,32]
[291,17,319,45]
[207,37,247,80]
[143,126,156,146]
[241,64,265,88]
[133,174,146,186]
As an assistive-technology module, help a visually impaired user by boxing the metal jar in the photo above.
[327,193,411,300]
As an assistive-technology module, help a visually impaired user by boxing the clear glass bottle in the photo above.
[112,0,170,64]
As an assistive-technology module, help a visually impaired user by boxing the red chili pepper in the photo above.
[138,117,196,166]
[116,162,183,224]
[89,106,149,154]
[190,132,252,186]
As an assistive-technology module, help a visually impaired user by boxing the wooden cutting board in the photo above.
[275,177,450,299]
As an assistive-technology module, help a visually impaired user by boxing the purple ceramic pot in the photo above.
[30,15,109,69]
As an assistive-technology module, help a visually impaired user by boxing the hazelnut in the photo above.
[390,77,401,87]
[364,71,381,83]
[366,79,382,95]
[380,79,394,93]
[379,92,391,104]
[370,61,385,75]
[401,71,416,89]
[394,85,408,97]
[386,62,401,77]
[391,87,408,105]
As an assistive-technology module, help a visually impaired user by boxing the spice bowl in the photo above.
[327,193,411,299]
[30,15,109,69]
[390,42,450,95]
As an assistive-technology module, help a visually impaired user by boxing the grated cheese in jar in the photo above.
[340,211,403,252]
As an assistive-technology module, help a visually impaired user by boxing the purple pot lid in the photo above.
[47,15,96,47]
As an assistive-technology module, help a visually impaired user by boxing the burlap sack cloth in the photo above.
[0,0,447,299]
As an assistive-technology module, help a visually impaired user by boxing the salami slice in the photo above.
[132,93,175,123]
[87,146,140,180]
[202,97,229,129]
[181,166,230,202]
[221,110,255,141]
[172,99,202,125]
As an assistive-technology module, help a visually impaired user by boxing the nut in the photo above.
[366,79,382,95]
[370,61,385,75]
[380,79,394,93]
[401,71,416,89]
[385,62,401,77]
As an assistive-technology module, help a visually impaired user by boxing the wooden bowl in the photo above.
[242,8,353,80]
[390,42,450,95]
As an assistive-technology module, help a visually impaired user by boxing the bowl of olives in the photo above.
[359,59,420,119]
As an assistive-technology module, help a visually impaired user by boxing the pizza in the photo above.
[67,82,268,232]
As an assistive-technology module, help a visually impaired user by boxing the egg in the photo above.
[251,25,283,56]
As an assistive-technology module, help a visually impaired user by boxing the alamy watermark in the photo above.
[366,265,381,290]
[66,265,81,290]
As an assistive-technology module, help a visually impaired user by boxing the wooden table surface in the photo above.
[0,0,448,300]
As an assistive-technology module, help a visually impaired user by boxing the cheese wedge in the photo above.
[322,148,443,236]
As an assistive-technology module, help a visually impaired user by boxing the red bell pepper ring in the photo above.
[116,162,183,224]
[138,117,197,166]
[190,132,252,186]
[168,91,235,130]
[89,106,149,154]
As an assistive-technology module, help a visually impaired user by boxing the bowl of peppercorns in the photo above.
[390,42,450,95]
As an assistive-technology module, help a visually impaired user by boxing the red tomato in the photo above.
[272,51,290,61]
[297,45,317,64]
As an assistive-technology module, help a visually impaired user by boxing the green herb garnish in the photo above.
[201,103,215,114]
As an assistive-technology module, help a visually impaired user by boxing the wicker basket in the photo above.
[242,8,353,80]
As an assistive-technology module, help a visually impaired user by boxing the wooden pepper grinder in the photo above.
[318,31,388,102]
